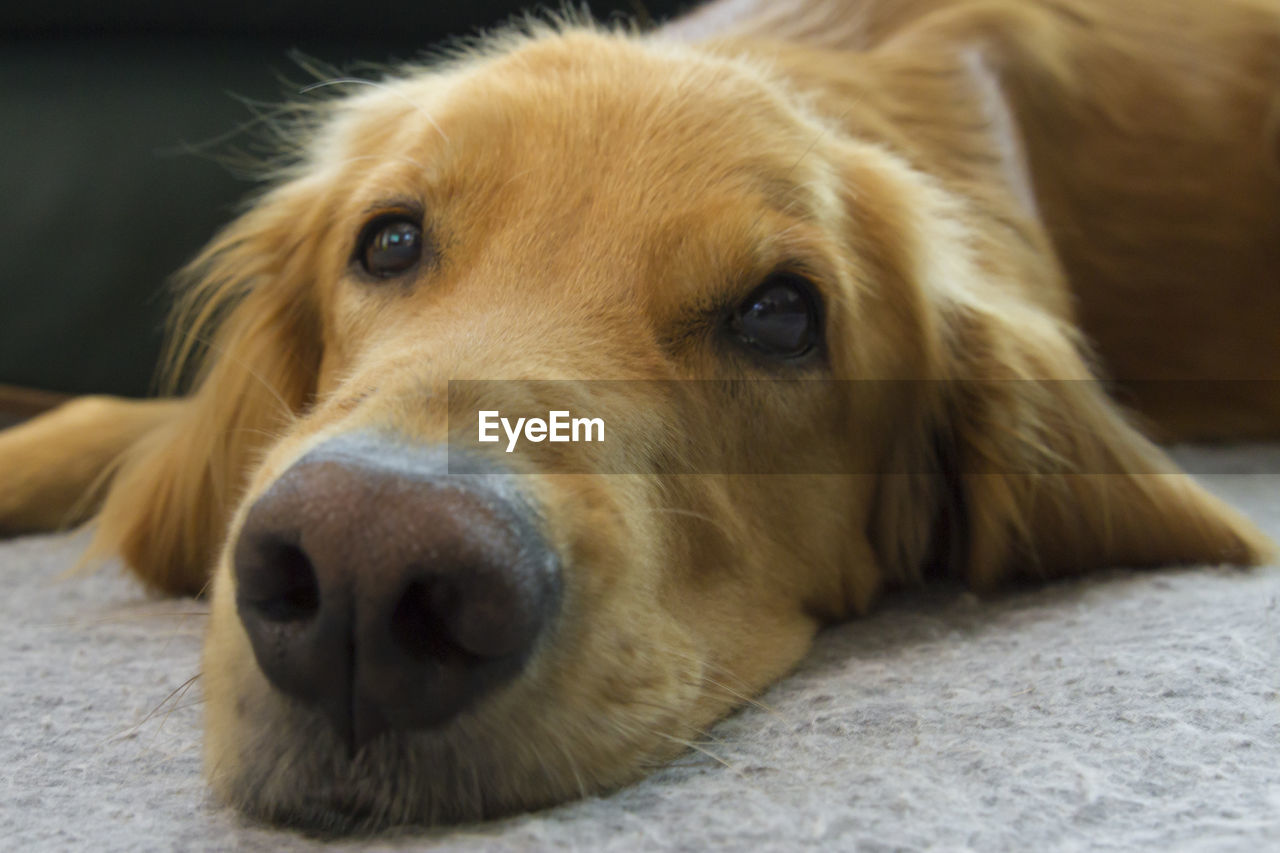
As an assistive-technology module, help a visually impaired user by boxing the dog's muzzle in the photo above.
[231,434,561,752]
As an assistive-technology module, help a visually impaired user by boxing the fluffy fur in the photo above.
[1,0,1278,830]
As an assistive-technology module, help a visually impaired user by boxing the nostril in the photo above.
[234,532,340,712]
[446,574,532,659]
[388,565,545,663]
[390,580,472,663]
[240,540,321,623]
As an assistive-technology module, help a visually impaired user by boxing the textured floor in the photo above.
[2,445,1278,851]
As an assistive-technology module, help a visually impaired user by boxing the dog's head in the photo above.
[91,28,1268,829]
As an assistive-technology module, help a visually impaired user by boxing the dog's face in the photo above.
[87,29,1266,830]
[199,33,901,827]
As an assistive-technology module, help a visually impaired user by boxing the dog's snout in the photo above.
[232,439,560,751]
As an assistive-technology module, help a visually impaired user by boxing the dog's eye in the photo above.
[357,216,423,278]
[728,274,821,359]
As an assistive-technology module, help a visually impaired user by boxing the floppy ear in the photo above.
[826,52,1276,590]
[87,186,324,595]
[885,289,1274,590]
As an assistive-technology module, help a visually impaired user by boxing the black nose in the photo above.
[232,437,560,752]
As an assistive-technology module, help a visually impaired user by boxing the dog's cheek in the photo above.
[528,476,721,775]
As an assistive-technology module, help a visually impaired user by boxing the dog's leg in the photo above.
[0,396,182,534]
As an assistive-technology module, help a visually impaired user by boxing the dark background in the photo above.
[0,1,691,398]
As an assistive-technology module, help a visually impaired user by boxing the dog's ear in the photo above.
[876,287,1274,589]
[88,184,324,594]
[818,66,1275,590]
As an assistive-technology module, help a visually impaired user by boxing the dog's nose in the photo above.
[232,439,560,752]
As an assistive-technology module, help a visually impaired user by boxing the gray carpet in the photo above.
[2,445,1278,851]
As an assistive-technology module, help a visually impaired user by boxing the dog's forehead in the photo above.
[317,32,836,214]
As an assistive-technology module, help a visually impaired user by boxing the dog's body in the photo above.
[2,0,1278,830]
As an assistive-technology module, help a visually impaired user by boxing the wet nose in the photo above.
[232,438,560,752]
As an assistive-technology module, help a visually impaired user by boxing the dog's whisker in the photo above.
[546,723,591,801]
[623,698,726,744]
[150,693,208,743]
[655,732,734,768]
[160,700,207,714]
[641,641,778,715]
[149,672,203,730]
[644,505,737,541]
[696,674,779,716]
[100,671,202,746]
[514,722,559,798]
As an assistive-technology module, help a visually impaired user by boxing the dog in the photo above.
[2,0,1278,831]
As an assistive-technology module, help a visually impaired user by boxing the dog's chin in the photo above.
[213,716,579,834]
[209,691,701,833]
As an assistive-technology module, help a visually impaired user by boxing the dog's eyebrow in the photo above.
[358,197,425,218]
[753,173,822,222]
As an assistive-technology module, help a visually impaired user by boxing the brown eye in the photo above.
[357,216,423,278]
[728,274,821,359]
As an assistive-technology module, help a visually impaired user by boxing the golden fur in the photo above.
[2,0,1278,829]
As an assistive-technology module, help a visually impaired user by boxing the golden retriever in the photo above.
[2,0,1278,831]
